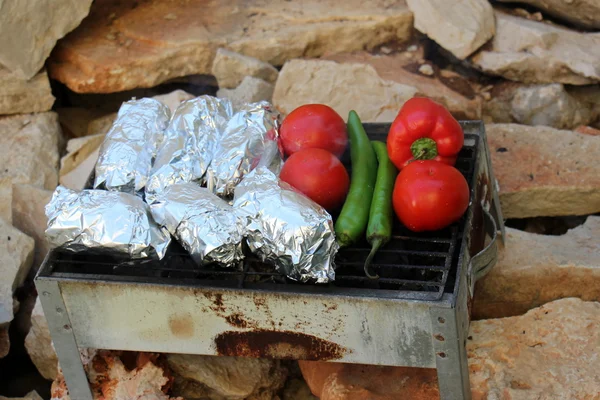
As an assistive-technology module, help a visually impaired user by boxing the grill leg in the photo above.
[35,279,94,400]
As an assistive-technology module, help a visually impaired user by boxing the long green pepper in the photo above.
[334,111,378,248]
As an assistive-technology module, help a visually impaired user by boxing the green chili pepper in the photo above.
[335,111,378,248]
[364,141,398,279]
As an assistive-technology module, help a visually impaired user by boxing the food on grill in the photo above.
[279,148,350,211]
[45,186,171,259]
[94,98,171,194]
[150,183,245,266]
[392,160,469,232]
[364,140,398,279]
[280,104,348,158]
[335,110,378,247]
[386,97,464,170]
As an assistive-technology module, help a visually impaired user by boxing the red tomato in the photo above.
[392,160,469,232]
[280,104,348,158]
[280,148,350,211]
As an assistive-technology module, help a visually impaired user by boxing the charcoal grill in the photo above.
[36,121,504,400]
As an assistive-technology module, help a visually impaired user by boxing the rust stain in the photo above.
[225,313,252,329]
[204,292,225,313]
[168,313,194,339]
[214,329,348,361]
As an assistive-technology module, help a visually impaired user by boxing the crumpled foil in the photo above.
[145,96,234,204]
[233,165,338,283]
[94,98,171,194]
[150,183,245,266]
[45,186,171,259]
[206,101,281,197]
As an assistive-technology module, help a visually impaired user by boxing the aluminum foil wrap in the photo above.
[145,96,234,204]
[206,101,281,197]
[45,186,171,259]
[150,183,244,266]
[94,98,171,194]
[233,167,338,283]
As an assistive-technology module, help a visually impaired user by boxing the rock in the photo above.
[167,354,288,400]
[24,297,58,380]
[153,89,196,114]
[56,108,109,138]
[212,48,279,89]
[469,298,600,399]
[0,0,93,79]
[59,133,105,189]
[282,378,317,400]
[0,67,54,115]
[483,82,599,129]
[576,125,600,136]
[12,184,54,271]
[323,51,482,120]
[217,76,275,108]
[0,178,12,224]
[273,59,418,122]
[497,0,600,29]
[487,124,600,218]
[0,325,8,358]
[473,217,600,319]
[406,0,494,59]
[87,113,117,136]
[471,11,600,85]
[48,0,413,93]
[0,112,63,191]
[0,220,34,326]
[0,390,43,400]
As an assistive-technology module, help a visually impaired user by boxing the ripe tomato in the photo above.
[280,148,350,211]
[392,160,469,232]
[280,104,348,158]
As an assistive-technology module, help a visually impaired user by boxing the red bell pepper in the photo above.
[386,97,464,170]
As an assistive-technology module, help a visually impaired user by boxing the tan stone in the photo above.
[0,0,93,79]
[60,134,105,178]
[48,0,413,93]
[87,113,117,136]
[217,76,275,109]
[56,108,109,138]
[497,0,600,29]
[473,217,600,319]
[12,184,54,271]
[324,51,482,120]
[212,48,279,89]
[0,67,54,115]
[153,90,196,114]
[487,124,600,218]
[24,297,58,380]
[167,354,288,400]
[406,0,494,59]
[0,178,12,224]
[0,325,8,358]
[273,59,418,122]
[0,390,43,400]
[576,125,600,136]
[0,113,63,191]
[472,11,600,85]
[282,378,318,400]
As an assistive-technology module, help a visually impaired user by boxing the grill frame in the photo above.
[36,121,504,400]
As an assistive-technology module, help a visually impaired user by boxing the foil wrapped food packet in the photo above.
[145,96,234,204]
[233,142,338,283]
[206,101,281,197]
[150,183,245,266]
[45,186,171,259]
[94,98,171,194]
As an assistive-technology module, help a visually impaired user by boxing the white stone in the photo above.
[0,178,12,224]
[25,297,58,380]
[0,67,54,115]
[212,48,279,89]
[217,76,275,108]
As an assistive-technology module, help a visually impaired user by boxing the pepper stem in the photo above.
[410,138,438,160]
[364,238,383,279]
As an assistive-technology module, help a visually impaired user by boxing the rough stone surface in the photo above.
[282,378,317,400]
[153,90,196,114]
[0,67,54,115]
[472,11,600,85]
[324,50,482,120]
[0,390,43,400]
[167,354,288,400]
[497,0,600,29]
[0,178,12,224]
[56,107,109,138]
[212,48,279,89]
[406,0,494,59]
[12,184,53,271]
[60,133,105,182]
[0,112,63,191]
[487,124,600,218]
[0,0,93,79]
[483,82,600,129]
[0,325,8,358]
[217,76,275,108]
[473,217,600,319]
[273,59,418,122]
[24,297,58,380]
[48,0,413,93]
[0,219,34,326]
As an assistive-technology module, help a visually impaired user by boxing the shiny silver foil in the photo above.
[145,96,234,204]
[233,157,338,283]
[206,101,281,197]
[150,183,244,266]
[94,98,171,194]
[45,186,171,259]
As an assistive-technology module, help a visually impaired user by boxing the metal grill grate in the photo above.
[45,124,479,301]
